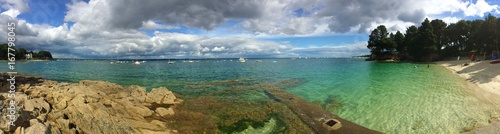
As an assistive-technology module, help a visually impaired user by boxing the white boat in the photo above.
[238,57,246,63]
[133,61,141,65]
[168,60,174,64]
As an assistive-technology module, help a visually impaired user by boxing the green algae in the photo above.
[218,115,286,134]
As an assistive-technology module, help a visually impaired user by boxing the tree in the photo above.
[394,31,405,53]
[367,25,399,60]
[469,20,484,53]
[17,48,27,59]
[368,28,382,55]
[430,19,447,56]
[0,44,8,60]
[368,25,390,59]
[405,26,419,60]
[415,18,437,61]
[480,14,498,56]
[385,33,397,53]
[496,17,500,53]
[37,51,53,60]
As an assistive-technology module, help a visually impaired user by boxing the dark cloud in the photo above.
[100,0,263,30]
[317,0,403,33]
[397,9,426,24]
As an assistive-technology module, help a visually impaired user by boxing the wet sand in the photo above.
[437,59,500,102]
[437,59,500,133]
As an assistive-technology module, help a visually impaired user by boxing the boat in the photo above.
[133,61,141,65]
[490,59,500,64]
[168,60,174,64]
[238,57,246,63]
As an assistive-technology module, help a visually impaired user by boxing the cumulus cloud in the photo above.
[463,0,499,17]
[141,21,180,30]
[0,0,29,12]
[2,0,500,59]
[64,0,263,31]
[291,42,369,57]
[398,9,426,24]
[61,0,500,36]
[441,17,462,24]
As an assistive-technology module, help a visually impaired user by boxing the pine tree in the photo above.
[415,18,437,61]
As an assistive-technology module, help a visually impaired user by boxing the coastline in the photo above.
[436,59,500,133]
[0,73,380,133]
[436,59,500,99]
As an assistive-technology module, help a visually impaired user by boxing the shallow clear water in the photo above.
[2,59,498,133]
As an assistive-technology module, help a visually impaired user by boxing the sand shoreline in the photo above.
[436,59,500,98]
[436,59,500,133]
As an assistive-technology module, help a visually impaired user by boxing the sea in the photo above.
[2,58,498,133]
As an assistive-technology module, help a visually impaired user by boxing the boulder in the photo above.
[150,120,166,128]
[147,87,178,105]
[24,122,48,134]
[0,75,183,134]
[155,107,175,117]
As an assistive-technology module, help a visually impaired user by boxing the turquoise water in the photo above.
[2,59,498,133]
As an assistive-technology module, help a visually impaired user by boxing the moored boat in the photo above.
[238,57,246,63]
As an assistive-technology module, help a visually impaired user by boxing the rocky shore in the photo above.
[0,73,182,133]
[0,74,380,134]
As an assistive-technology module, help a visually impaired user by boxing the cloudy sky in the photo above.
[0,0,499,59]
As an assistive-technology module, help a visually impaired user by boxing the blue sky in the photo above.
[0,0,499,59]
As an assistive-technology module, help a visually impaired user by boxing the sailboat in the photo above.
[238,57,246,63]
[168,60,174,64]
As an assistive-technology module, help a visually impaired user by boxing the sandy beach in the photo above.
[437,59,500,133]
[437,59,500,98]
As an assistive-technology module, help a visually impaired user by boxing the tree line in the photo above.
[367,14,500,61]
[0,44,53,60]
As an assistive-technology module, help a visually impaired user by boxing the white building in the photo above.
[25,53,33,60]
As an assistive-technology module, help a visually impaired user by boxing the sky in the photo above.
[0,0,499,59]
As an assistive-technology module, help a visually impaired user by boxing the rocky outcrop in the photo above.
[0,74,182,134]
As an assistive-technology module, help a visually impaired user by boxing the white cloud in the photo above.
[4,0,500,59]
[441,17,462,24]
[0,8,19,17]
[463,0,499,17]
[291,42,369,57]
[0,0,29,12]
[417,0,468,15]
[141,20,180,30]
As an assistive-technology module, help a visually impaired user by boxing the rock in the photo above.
[24,99,35,112]
[130,105,153,117]
[155,107,175,117]
[140,129,171,134]
[124,118,164,131]
[13,127,23,134]
[29,119,39,126]
[150,120,166,128]
[24,123,48,134]
[0,74,183,134]
[147,87,178,105]
[490,113,500,123]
